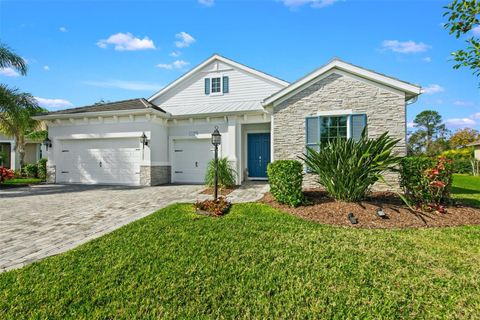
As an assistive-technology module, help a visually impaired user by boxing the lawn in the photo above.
[1,203,480,319]
[2,178,43,185]
[452,174,480,208]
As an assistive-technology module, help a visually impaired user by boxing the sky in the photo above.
[0,0,479,132]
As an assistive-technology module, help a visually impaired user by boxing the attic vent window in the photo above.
[204,76,229,95]
[211,77,221,93]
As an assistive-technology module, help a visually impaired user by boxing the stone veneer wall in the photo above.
[273,73,406,191]
[140,165,171,186]
[46,164,56,184]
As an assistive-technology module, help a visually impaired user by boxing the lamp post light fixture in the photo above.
[211,126,221,201]
[43,137,52,151]
[141,132,149,148]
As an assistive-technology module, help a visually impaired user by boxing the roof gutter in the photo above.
[33,108,171,121]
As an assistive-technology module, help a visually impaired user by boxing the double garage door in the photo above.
[172,139,214,184]
[57,138,142,185]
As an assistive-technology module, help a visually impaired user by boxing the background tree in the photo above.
[450,127,480,148]
[0,85,44,168]
[444,0,480,77]
[409,110,449,155]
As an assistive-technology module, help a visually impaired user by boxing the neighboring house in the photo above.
[468,140,480,160]
[35,54,421,189]
[0,133,44,170]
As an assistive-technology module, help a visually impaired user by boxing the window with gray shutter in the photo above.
[204,78,210,95]
[306,117,320,152]
[351,114,367,141]
[222,76,229,93]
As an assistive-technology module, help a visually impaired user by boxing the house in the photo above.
[35,54,421,189]
[0,133,44,170]
[468,140,480,160]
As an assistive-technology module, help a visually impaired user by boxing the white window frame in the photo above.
[209,76,223,96]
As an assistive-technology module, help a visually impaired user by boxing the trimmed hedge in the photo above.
[22,163,38,178]
[267,160,304,207]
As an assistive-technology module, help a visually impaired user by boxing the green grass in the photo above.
[452,174,480,207]
[1,203,480,319]
[2,178,43,185]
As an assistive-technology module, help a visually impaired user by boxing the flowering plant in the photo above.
[400,156,454,213]
[0,167,14,184]
[194,197,231,216]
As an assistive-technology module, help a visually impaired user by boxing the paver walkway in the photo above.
[0,182,269,272]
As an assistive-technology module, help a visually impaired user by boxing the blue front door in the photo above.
[247,133,271,178]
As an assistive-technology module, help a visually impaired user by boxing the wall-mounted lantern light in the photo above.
[211,126,222,201]
[43,137,52,151]
[141,132,149,148]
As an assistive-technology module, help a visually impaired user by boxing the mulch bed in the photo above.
[200,186,239,196]
[260,189,480,229]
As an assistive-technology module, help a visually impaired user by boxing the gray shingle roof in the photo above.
[44,98,166,115]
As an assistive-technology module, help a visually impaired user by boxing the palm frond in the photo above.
[0,43,27,75]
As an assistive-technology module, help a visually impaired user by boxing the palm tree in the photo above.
[0,43,27,75]
[0,85,44,168]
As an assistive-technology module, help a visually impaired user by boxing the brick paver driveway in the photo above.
[0,184,204,272]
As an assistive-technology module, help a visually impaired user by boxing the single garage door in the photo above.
[57,138,142,185]
[172,139,214,183]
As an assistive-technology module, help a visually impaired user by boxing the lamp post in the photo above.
[211,126,221,201]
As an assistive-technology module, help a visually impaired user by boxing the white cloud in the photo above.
[59,26,68,32]
[422,57,432,63]
[35,97,73,110]
[169,51,181,57]
[472,112,480,119]
[156,60,190,70]
[199,0,214,6]
[84,79,161,91]
[97,32,156,51]
[444,118,477,127]
[175,32,195,48]
[0,67,20,77]
[382,40,430,53]
[472,25,480,37]
[454,100,474,107]
[43,65,50,71]
[407,121,415,129]
[422,84,445,95]
[282,0,339,8]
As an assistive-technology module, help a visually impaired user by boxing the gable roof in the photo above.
[148,54,289,102]
[263,58,422,106]
[37,98,166,118]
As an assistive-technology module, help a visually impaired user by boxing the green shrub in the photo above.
[205,157,237,189]
[301,132,401,202]
[400,156,454,212]
[37,158,47,180]
[267,160,304,207]
[441,147,474,174]
[22,163,38,178]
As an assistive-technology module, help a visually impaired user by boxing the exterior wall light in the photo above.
[43,137,52,150]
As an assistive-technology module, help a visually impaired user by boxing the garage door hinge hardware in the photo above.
[175,171,183,173]
[62,150,69,152]
[61,171,69,173]
[174,149,183,152]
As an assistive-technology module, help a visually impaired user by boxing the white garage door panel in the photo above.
[172,139,214,183]
[58,138,142,185]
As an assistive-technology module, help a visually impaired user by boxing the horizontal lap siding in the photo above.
[272,73,406,191]
[152,62,285,108]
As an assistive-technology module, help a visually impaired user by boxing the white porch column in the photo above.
[227,116,241,185]
[10,142,18,170]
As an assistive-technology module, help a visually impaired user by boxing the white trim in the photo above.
[315,109,353,116]
[33,108,170,121]
[55,132,148,140]
[263,59,421,106]
[148,54,289,101]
